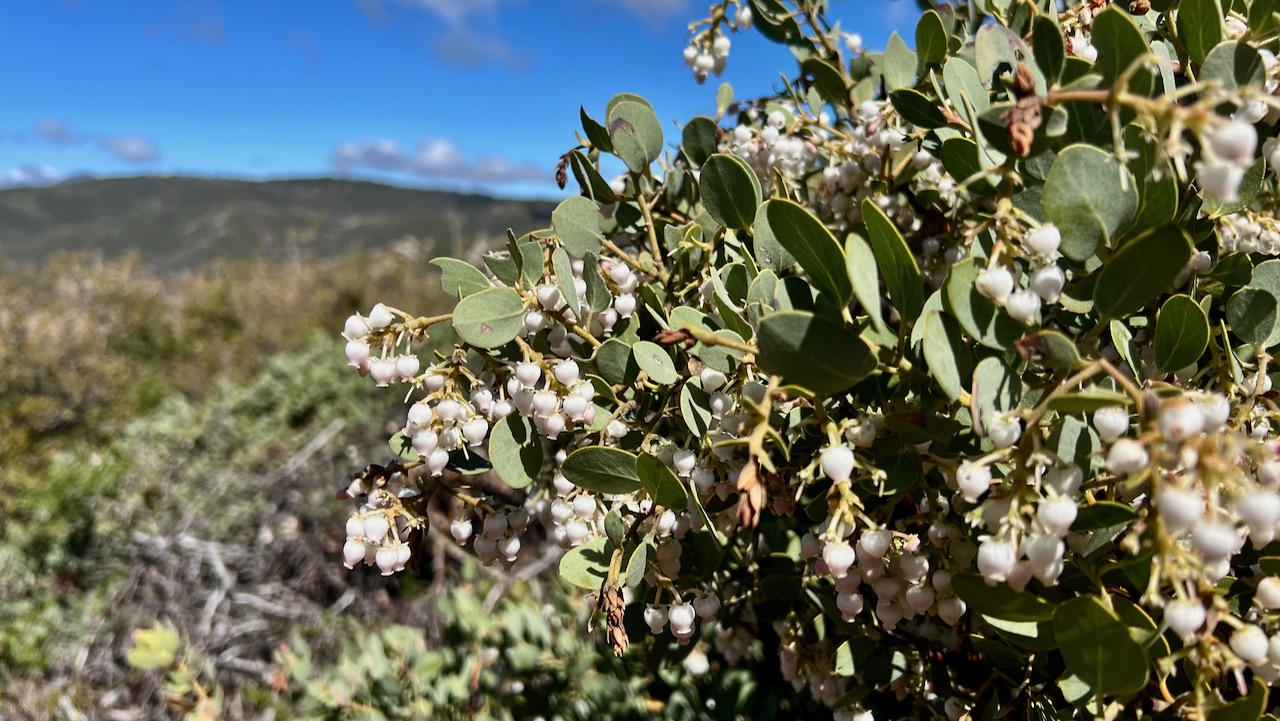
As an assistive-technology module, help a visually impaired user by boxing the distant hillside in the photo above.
[0,177,558,271]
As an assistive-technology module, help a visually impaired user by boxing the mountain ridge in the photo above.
[0,176,560,271]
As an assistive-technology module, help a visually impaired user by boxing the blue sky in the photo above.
[2,0,914,199]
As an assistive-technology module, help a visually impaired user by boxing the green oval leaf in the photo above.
[970,356,1022,435]
[762,199,852,306]
[637,452,689,509]
[552,196,605,259]
[1093,7,1154,95]
[1201,40,1265,92]
[951,572,1056,622]
[922,311,971,402]
[845,232,885,332]
[632,340,680,385]
[915,9,948,66]
[680,379,713,437]
[1154,294,1209,372]
[1178,0,1224,65]
[1072,501,1139,532]
[607,99,664,174]
[680,116,718,169]
[452,287,526,349]
[1032,12,1065,85]
[861,198,924,322]
[1227,287,1279,346]
[701,153,763,230]
[431,258,491,299]
[487,415,543,490]
[1094,225,1193,319]
[752,201,797,273]
[889,88,947,129]
[561,446,642,494]
[558,536,611,589]
[1052,596,1151,696]
[1043,145,1139,261]
[756,310,876,396]
[567,150,618,203]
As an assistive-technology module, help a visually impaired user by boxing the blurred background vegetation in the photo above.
[0,178,773,720]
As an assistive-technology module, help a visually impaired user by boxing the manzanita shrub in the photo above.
[337,0,1280,717]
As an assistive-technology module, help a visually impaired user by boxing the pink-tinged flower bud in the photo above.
[1232,624,1271,665]
[673,449,697,478]
[597,308,618,332]
[668,601,696,635]
[345,340,371,367]
[426,448,450,476]
[1105,438,1148,475]
[699,367,726,392]
[1208,119,1258,164]
[553,359,580,386]
[613,293,637,317]
[956,461,992,504]
[1159,401,1206,441]
[986,413,1021,449]
[936,596,966,625]
[858,529,892,559]
[370,358,397,387]
[531,390,558,417]
[693,593,721,621]
[375,546,399,575]
[644,605,668,633]
[343,314,371,340]
[497,535,521,562]
[931,569,953,595]
[491,400,514,419]
[1191,519,1238,563]
[1037,496,1078,537]
[1023,224,1061,258]
[540,413,566,439]
[1197,158,1245,203]
[1005,289,1041,325]
[898,554,929,584]
[367,303,395,330]
[1092,406,1129,441]
[1159,486,1204,535]
[515,362,541,390]
[1046,464,1083,496]
[823,539,856,579]
[535,284,561,310]
[564,519,590,546]
[975,266,1014,304]
[1028,264,1065,304]
[345,516,363,538]
[342,538,366,569]
[363,515,390,543]
[821,446,855,484]
[1165,599,1205,641]
[462,418,489,446]
[572,494,597,520]
[977,538,1018,585]
[606,419,628,439]
[412,429,438,456]
[1257,577,1280,610]
[904,585,935,615]
[407,403,433,428]
[877,600,905,630]
[562,395,589,422]
[395,354,420,381]
[424,372,446,393]
[837,591,865,620]
[450,518,473,545]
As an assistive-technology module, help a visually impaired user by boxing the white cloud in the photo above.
[594,0,689,26]
[394,0,498,27]
[33,118,79,144]
[98,136,161,163]
[332,137,545,184]
[0,165,67,188]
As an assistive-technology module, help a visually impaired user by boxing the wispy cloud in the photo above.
[0,165,68,188]
[99,136,161,163]
[32,118,81,144]
[592,0,689,27]
[356,0,522,68]
[332,137,546,184]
